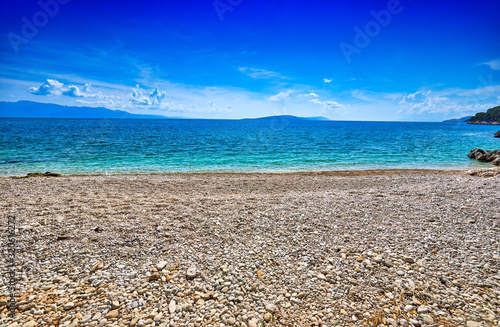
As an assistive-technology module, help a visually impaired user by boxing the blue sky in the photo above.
[1,0,499,120]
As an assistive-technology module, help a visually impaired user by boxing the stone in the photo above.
[466,322,480,327]
[403,256,415,264]
[157,260,168,270]
[105,309,119,319]
[386,318,398,327]
[256,270,264,278]
[149,272,160,281]
[265,303,277,313]
[154,313,163,321]
[23,322,36,327]
[417,306,429,314]
[169,299,176,314]
[186,267,198,279]
[264,312,272,322]
[63,302,75,310]
[421,314,434,324]
[404,304,415,312]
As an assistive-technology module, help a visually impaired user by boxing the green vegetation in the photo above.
[467,106,500,123]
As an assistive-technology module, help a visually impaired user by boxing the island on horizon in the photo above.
[0,100,330,121]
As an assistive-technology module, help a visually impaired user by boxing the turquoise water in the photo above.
[0,118,499,176]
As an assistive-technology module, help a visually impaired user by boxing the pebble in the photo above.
[2,173,499,327]
[169,299,176,314]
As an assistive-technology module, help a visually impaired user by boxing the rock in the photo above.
[264,312,272,322]
[149,272,160,281]
[63,302,75,310]
[417,306,429,314]
[265,303,277,313]
[466,322,480,327]
[494,130,500,138]
[26,172,62,177]
[468,148,500,165]
[386,318,398,327]
[421,314,434,324]
[403,256,415,264]
[404,304,415,312]
[186,267,198,279]
[104,309,119,319]
[23,322,36,327]
[256,270,264,278]
[169,299,176,314]
[154,313,163,321]
[157,260,168,270]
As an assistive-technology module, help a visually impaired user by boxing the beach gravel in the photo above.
[0,169,499,326]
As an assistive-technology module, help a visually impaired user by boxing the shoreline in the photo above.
[3,167,496,179]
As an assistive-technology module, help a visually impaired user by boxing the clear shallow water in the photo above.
[0,118,499,176]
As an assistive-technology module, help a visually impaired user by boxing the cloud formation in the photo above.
[309,98,344,113]
[28,79,64,95]
[238,67,289,80]
[266,90,293,102]
[399,90,453,114]
[299,92,319,98]
[129,86,166,107]
[399,90,498,115]
[484,59,500,71]
[323,78,332,83]
[28,79,107,99]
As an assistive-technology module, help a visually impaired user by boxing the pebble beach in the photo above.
[1,169,500,327]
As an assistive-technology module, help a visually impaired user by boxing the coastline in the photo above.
[1,170,499,326]
[1,167,494,179]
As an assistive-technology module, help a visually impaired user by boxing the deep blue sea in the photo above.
[0,118,499,176]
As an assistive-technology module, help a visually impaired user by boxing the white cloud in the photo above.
[299,92,319,98]
[323,78,332,83]
[149,87,167,106]
[309,98,345,113]
[484,59,500,71]
[62,85,87,98]
[266,90,293,102]
[399,90,497,114]
[238,67,289,80]
[129,85,166,107]
[29,79,108,99]
[76,99,116,107]
[208,100,232,113]
[28,79,64,95]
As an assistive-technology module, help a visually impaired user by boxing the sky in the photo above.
[0,0,499,121]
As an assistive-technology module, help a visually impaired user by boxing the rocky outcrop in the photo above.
[26,172,62,177]
[468,148,500,165]
[495,131,500,138]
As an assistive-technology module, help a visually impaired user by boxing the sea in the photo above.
[0,118,499,176]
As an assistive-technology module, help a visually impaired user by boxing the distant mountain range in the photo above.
[0,101,330,121]
[0,101,174,119]
[242,115,329,121]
